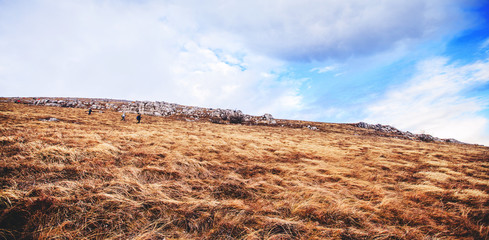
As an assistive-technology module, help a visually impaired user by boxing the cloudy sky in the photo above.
[1,0,489,145]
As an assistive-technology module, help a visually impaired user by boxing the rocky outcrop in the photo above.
[355,122,464,144]
[9,97,276,125]
[262,113,277,124]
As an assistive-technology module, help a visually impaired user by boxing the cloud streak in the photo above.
[311,65,338,74]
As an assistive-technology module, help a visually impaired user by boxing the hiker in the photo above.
[88,108,92,115]
[121,112,126,121]
[136,113,141,123]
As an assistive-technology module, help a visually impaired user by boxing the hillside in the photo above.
[0,101,488,239]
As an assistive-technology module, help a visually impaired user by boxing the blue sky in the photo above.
[1,0,489,145]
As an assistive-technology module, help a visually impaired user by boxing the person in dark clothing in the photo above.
[88,108,92,115]
[136,113,141,123]
[121,112,126,121]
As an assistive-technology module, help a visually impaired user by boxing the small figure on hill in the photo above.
[136,113,141,123]
[121,112,126,121]
[88,108,92,115]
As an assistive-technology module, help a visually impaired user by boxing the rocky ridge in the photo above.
[3,97,466,144]
[354,122,465,144]
[6,97,277,125]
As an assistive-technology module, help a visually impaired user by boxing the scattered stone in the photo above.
[39,118,59,122]
[306,125,318,131]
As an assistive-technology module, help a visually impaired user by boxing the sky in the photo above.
[1,0,489,145]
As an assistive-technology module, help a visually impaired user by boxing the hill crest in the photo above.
[2,97,470,145]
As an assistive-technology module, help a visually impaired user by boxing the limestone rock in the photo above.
[355,122,464,144]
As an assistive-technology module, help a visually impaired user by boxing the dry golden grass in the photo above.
[0,102,488,239]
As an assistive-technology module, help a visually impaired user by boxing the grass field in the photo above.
[0,102,488,239]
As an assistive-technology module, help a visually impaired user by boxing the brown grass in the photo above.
[1,102,488,239]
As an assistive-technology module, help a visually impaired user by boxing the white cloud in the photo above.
[184,0,473,61]
[481,37,489,50]
[168,41,303,115]
[311,65,337,73]
[0,0,304,117]
[0,0,481,121]
[364,57,489,145]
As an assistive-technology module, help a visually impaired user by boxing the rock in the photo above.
[442,138,463,144]
[263,113,273,120]
[39,117,59,122]
[305,125,318,130]
[262,113,276,124]
[357,122,370,129]
[417,134,435,142]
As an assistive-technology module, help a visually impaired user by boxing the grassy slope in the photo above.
[0,102,488,239]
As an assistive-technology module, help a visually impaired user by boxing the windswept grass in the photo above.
[0,102,488,239]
